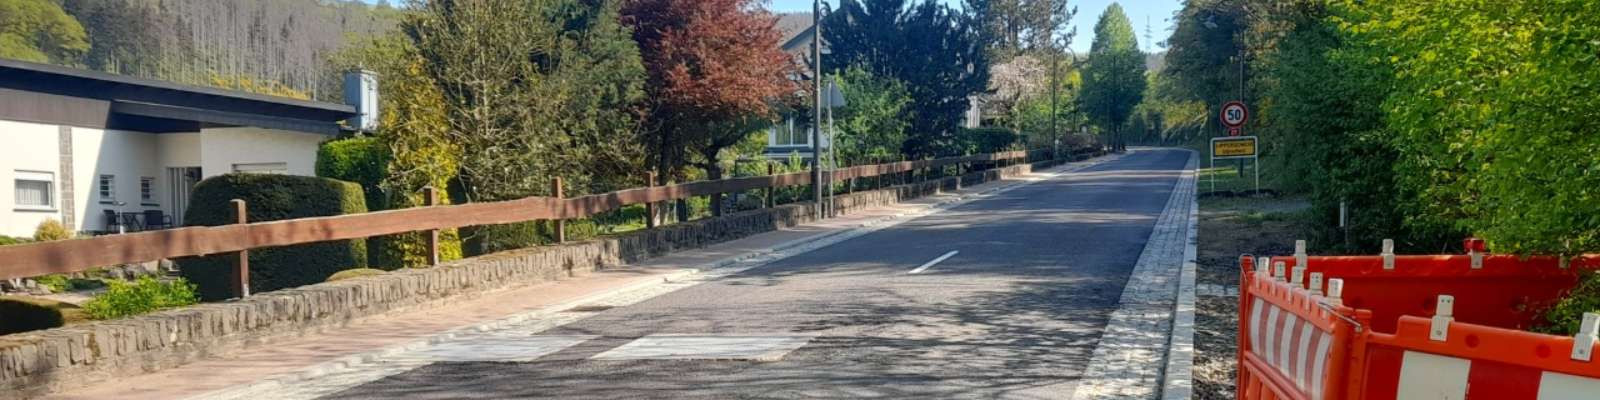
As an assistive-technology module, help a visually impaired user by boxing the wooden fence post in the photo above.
[645,171,658,229]
[764,164,775,208]
[423,186,440,266]
[230,199,250,298]
[874,157,882,189]
[552,177,565,243]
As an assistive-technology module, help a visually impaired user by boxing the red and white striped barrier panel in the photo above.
[1238,239,1600,400]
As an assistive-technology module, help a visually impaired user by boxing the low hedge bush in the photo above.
[177,174,368,300]
[958,127,1020,154]
[0,296,85,335]
[32,219,72,241]
[326,268,387,282]
[81,277,199,320]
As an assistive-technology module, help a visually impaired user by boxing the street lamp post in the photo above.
[1051,42,1077,161]
[811,0,824,218]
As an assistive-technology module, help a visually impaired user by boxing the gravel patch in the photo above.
[1194,296,1238,400]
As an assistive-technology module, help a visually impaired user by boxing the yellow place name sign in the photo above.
[1211,137,1258,159]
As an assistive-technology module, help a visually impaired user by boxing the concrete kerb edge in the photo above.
[189,154,1120,400]
[1161,150,1201,400]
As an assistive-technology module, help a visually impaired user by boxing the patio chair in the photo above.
[143,210,172,230]
[103,210,125,234]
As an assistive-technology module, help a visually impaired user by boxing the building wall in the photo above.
[199,127,323,179]
[70,127,166,234]
[158,133,200,167]
[1,122,327,237]
[0,120,64,237]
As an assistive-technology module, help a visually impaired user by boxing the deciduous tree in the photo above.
[0,0,88,63]
[622,0,798,216]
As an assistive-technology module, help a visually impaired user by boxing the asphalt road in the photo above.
[323,149,1192,399]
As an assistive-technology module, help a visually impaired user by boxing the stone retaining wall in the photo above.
[0,162,1048,399]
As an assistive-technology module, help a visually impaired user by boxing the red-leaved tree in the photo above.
[623,0,799,217]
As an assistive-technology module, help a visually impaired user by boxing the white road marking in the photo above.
[909,250,959,274]
[591,334,814,361]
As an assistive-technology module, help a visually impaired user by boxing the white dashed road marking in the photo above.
[591,334,815,362]
[388,335,596,363]
[908,250,959,274]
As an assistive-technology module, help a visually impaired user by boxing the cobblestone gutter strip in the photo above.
[194,154,1123,400]
[1071,150,1198,400]
[1163,152,1202,400]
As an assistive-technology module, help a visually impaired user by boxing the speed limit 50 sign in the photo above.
[1221,101,1249,129]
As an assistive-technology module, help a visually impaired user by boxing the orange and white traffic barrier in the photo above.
[1359,311,1600,399]
[1238,241,1600,400]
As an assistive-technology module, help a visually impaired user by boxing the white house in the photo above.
[765,13,824,160]
[764,14,983,161]
[0,59,370,237]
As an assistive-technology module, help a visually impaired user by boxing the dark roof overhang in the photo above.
[0,58,355,134]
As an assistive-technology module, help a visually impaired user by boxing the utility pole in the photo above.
[1051,45,1059,159]
[811,0,824,217]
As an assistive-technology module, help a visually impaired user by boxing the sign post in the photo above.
[1216,101,1257,193]
[1210,136,1259,194]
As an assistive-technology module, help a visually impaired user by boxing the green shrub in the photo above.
[1536,272,1600,335]
[316,137,467,269]
[318,137,394,266]
[463,221,544,257]
[33,275,69,293]
[81,277,199,320]
[326,268,387,282]
[177,174,368,300]
[317,137,391,215]
[32,219,72,241]
[958,127,1020,154]
[0,236,31,246]
[0,296,85,335]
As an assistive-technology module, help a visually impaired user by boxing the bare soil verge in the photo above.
[1193,195,1307,400]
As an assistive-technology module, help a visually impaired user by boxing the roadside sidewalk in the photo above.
[46,156,1114,400]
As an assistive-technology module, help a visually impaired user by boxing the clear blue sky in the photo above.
[767,0,1181,53]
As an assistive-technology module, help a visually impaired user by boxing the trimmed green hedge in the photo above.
[0,296,84,335]
[177,174,368,301]
[317,137,393,266]
[317,137,390,213]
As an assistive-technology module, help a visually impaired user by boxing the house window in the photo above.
[233,162,288,174]
[140,177,156,205]
[770,118,811,147]
[98,174,115,204]
[14,171,54,210]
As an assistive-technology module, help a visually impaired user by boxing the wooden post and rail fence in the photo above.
[0,148,1092,298]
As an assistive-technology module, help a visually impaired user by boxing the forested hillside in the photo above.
[3,0,400,101]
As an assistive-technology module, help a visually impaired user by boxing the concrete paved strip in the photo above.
[178,155,1127,400]
[314,150,1187,399]
[1072,150,1199,400]
[1164,155,1202,400]
[590,334,815,361]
